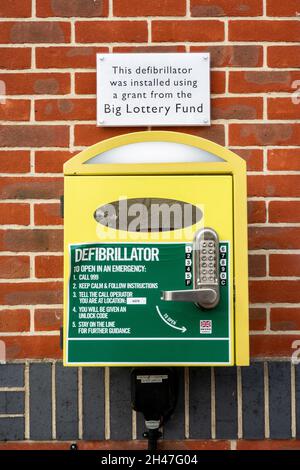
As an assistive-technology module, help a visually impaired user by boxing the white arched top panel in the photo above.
[85,141,224,164]
[64,131,245,175]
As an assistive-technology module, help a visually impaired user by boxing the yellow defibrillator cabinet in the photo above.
[63,131,249,367]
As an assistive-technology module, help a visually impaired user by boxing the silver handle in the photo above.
[161,228,220,310]
[162,288,218,304]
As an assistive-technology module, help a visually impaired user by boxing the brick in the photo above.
[0,229,63,252]
[249,227,300,250]
[269,362,291,439]
[0,439,231,450]
[82,368,105,440]
[268,98,300,120]
[191,0,263,17]
[249,254,266,277]
[0,125,69,148]
[191,0,262,16]
[268,46,300,68]
[191,45,263,67]
[212,97,263,120]
[230,124,300,146]
[114,0,186,16]
[0,364,24,387]
[0,48,31,69]
[211,71,225,94]
[0,336,61,359]
[29,363,52,440]
[229,20,300,42]
[76,21,148,43]
[250,334,299,357]
[0,151,30,174]
[215,368,237,439]
[270,254,300,276]
[35,151,76,173]
[268,149,300,171]
[164,369,185,439]
[35,255,63,278]
[242,363,264,439]
[110,368,132,440]
[238,440,300,450]
[189,368,211,439]
[153,125,225,145]
[35,98,96,121]
[247,201,266,224]
[37,0,108,17]
[0,73,70,95]
[229,71,300,93]
[0,417,24,440]
[250,280,300,303]
[88,440,230,450]
[34,203,62,225]
[0,1,31,17]
[113,45,187,53]
[56,363,78,440]
[250,308,266,331]
[0,392,24,414]
[267,0,300,16]
[152,20,224,42]
[35,308,62,331]
[0,99,30,121]
[0,22,71,44]
[0,442,71,450]
[74,125,146,146]
[271,308,300,331]
[75,72,96,94]
[0,203,30,225]
[0,309,30,332]
[269,202,300,223]
[0,282,62,305]
[248,175,300,197]
[0,177,63,199]
[36,46,108,69]
[232,149,263,172]
[0,256,30,279]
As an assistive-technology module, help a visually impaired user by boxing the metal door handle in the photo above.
[162,288,218,304]
[161,228,220,310]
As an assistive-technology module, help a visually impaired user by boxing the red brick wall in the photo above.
[0,0,299,448]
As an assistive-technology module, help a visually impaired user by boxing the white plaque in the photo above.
[97,53,210,127]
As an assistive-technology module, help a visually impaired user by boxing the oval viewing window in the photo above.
[94,198,203,232]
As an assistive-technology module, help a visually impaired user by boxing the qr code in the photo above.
[200,320,212,334]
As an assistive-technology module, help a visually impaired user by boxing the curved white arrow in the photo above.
[156,306,187,333]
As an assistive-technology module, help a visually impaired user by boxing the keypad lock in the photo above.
[161,228,220,310]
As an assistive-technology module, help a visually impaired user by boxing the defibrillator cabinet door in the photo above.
[64,175,234,366]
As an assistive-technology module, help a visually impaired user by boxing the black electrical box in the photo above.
[131,367,178,423]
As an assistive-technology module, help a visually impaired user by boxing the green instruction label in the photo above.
[66,242,231,365]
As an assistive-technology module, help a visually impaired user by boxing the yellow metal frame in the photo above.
[64,131,249,366]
